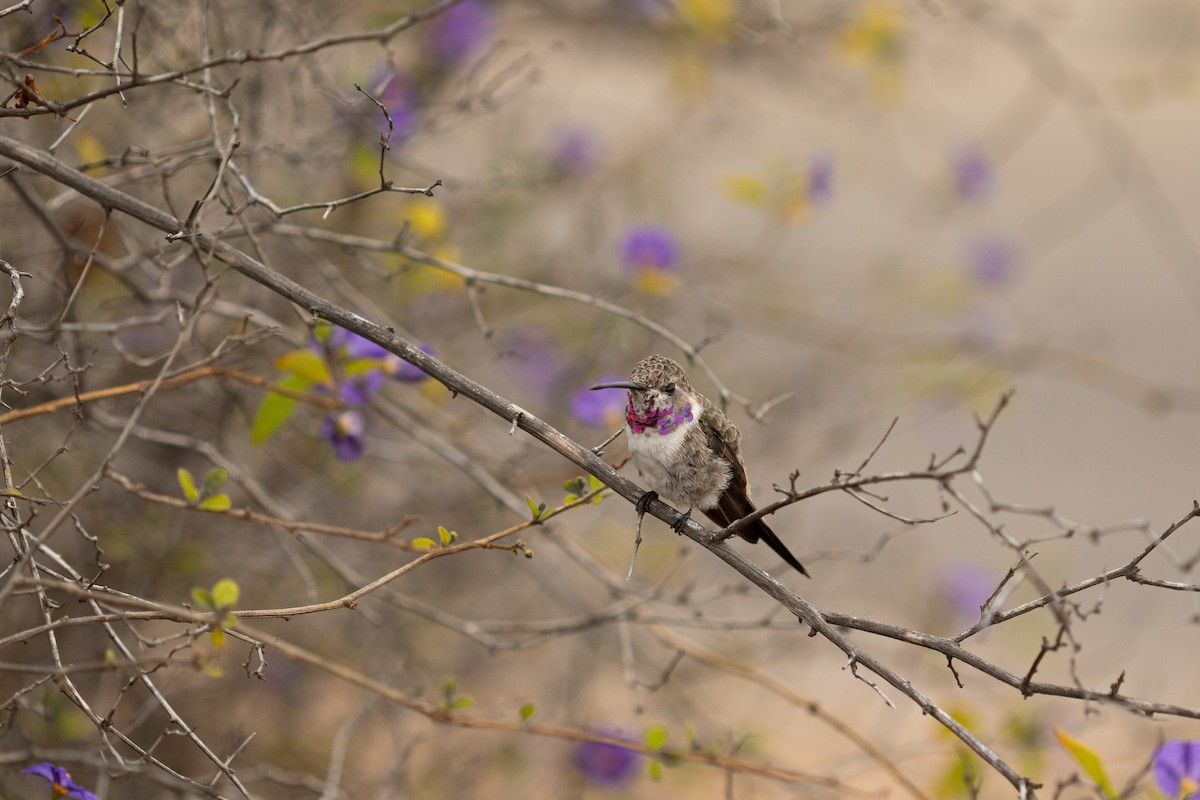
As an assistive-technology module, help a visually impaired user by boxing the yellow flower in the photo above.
[678,0,735,40]
[73,132,108,176]
[632,267,680,296]
[722,174,768,206]
[721,165,811,224]
[404,198,447,241]
[836,1,906,101]
[837,1,904,64]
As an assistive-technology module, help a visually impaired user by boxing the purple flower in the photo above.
[941,564,995,620]
[326,329,435,391]
[619,226,680,273]
[952,146,994,202]
[572,374,626,427]
[338,371,385,406]
[426,0,495,65]
[23,763,99,800]
[498,327,569,399]
[1155,741,1200,800]
[320,410,365,461]
[965,233,1019,287]
[332,329,389,360]
[381,343,436,382]
[807,152,835,206]
[573,734,641,788]
[372,73,420,143]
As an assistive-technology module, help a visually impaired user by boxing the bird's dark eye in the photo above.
[664,382,676,394]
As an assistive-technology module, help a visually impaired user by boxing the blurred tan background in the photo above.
[5,1,1200,797]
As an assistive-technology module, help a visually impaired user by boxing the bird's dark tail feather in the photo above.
[758,526,809,577]
[703,504,810,577]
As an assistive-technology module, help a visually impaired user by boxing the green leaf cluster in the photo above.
[190,578,240,651]
[177,467,232,511]
[440,675,474,712]
[413,526,458,551]
[643,724,681,781]
[526,496,547,521]
[251,348,333,445]
[561,474,611,505]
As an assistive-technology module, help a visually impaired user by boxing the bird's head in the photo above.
[590,355,695,429]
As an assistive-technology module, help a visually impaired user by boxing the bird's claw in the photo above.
[671,508,692,536]
[635,490,658,516]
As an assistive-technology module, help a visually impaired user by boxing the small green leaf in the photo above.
[412,537,437,550]
[202,662,224,678]
[210,627,226,648]
[203,467,229,493]
[647,760,663,781]
[275,349,333,384]
[1056,728,1115,798]
[311,322,334,343]
[519,702,535,722]
[644,725,668,751]
[251,373,312,445]
[563,478,585,494]
[177,468,199,502]
[191,586,212,609]
[437,526,456,546]
[526,496,543,520]
[198,494,231,511]
[451,696,474,710]
[563,494,578,504]
[587,474,604,491]
[211,578,240,608]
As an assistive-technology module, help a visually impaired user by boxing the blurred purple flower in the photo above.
[426,0,495,65]
[965,234,1019,287]
[320,410,365,461]
[620,226,680,273]
[327,329,435,388]
[941,564,995,619]
[1155,741,1200,800]
[330,328,387,360]
[23,763,98,800]
[382,342,436,382]
[375,73,420,142]
[499,327,569,399]
[573,733,641,788]
[338,371,385,406]
[952,146,994,202]
[573,374,626,427]
[549,126,601,176]
[807,152,835,206]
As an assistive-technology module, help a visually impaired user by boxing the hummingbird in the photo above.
[591,355,808,576]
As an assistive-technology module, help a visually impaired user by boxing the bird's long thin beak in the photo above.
[590,380,643,391]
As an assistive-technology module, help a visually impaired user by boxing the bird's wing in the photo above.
[699,405,755,531]
[699,405,810,576]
